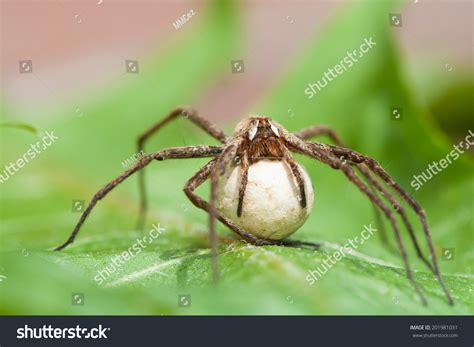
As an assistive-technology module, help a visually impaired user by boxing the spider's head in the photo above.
[234,116,282,141]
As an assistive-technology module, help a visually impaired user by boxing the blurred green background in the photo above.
[0,0,472,315]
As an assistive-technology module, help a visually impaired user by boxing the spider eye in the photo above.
[248,121,259,140]
[270,123,280,137]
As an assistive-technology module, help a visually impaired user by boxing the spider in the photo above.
[55,107,453,306]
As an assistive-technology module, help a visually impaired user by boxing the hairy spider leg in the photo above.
[136,107,228,229]
[294,126,391,249]
[294,125,433,272]
[285,132,430,305]
[55,146,222,251]
[286,130,452,305]
[236,151,249,217]
[326,143,453,305]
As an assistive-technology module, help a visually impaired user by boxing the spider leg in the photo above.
[294,125,391,251]
[339,161,428,305]
[209,144,241,282]
[55,145,222,251]
[284,155,307,209]
[285,134,429,305]
[183,155,275,282]
[289,133,453,304]
[356,167,434,272]
[296,126,434,271]
[136,107,228,229]
[209,142,249,266]
[237,152,249,217]
[293,125,344,144]
[324,143,453,305]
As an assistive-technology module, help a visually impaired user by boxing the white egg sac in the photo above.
[217,160,314,240]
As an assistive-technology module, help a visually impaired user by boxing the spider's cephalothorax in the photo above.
[235,117,286,163]
[55,107,454,306]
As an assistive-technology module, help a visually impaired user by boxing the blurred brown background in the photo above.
[1,0,472,122]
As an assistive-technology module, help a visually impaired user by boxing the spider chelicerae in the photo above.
[55,107,453,306]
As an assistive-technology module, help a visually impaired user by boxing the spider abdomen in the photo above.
[217,160,314,240]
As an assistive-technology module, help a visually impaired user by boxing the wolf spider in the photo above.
[55,107,453,306]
